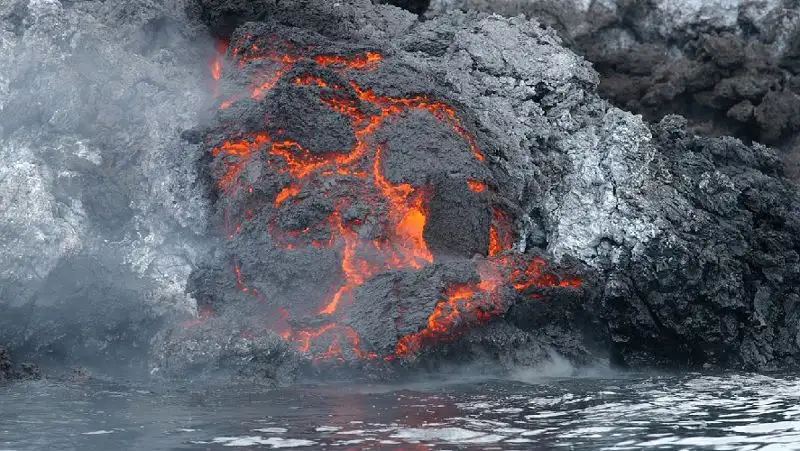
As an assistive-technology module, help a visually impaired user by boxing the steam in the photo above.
[0,0,217,374]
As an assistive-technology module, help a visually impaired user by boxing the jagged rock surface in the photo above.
[0,346,11,380]
[169,0,800,373]
[0,345,41,382]
[428,0,800,181]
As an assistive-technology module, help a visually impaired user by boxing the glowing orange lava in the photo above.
[488,208,514,257]
[206,38,581,361]
[209,40,228,97]
[393,280,505,356]
[511,256,582,292]
[210,40,228,80]
[467,178,486,193]
[313,50,382,69]
[273,183,301,206]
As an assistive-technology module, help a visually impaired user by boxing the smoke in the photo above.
[0,0,218,376]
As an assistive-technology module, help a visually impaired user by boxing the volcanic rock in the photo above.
[150,313,301,385]
[0,346,11,381]
[1,0,799,382]
[173,0,800,374]
[427,0,800,181]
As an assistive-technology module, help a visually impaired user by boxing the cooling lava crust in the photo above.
[174,23,592,374]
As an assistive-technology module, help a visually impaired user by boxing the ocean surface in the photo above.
[1,371,799,450]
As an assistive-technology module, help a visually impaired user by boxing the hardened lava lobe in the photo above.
[157,0,800,380]
[174,22,588,372]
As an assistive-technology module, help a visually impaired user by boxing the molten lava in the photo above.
[206,37,582,362]
[209,40,228,97]
[511,256,582,292]
[182,306,216,328]
[394,282,493,356]
[210,40,227,81]
[488,208,514,257]
[467,178,487,193]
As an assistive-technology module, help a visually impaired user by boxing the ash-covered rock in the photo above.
[427,0,800,181]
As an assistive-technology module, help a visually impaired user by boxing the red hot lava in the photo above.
[203,36,582,361]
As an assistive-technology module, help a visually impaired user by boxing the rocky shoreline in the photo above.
[155,0,800,376]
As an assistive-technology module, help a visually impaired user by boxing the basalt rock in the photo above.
[427,0,800,182]
[161,0,800,375]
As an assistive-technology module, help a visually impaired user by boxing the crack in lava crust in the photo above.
[201,36,582,362]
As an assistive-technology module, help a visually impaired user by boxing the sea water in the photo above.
[1,372,799,450]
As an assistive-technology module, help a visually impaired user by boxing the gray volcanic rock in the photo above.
[150,313,301,385]
[172,0,800,375]
[428,0,800,181]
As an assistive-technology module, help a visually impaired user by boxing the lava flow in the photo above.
[203,36,582,362]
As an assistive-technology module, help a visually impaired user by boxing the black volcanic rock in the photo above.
[0,345,41,382]
[153,0,800,375]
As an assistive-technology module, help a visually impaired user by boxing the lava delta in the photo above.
[193,27,583,362]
